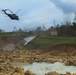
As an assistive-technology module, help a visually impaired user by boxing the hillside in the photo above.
[0,32,26,50]
[25,35,76,50]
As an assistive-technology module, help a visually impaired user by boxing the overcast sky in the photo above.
[0,0,76,32]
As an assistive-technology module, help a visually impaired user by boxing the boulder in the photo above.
[45,71,60,75]
[0,73,7,75]
[12,67,24,75]
[73,72,76,75]
[66,72,71,75]
[12,72,24,75]
[24,70,36,75]
[14,67,24,73]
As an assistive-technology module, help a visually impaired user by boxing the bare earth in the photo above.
[0,44,76,75]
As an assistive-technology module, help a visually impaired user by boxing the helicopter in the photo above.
[2,9,20,20]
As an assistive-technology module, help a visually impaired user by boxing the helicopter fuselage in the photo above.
[6,14,19,20]
[2,9,19,20]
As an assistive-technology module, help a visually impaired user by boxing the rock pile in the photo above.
[1,50,76,65]
[45,71,60,75]
[45,71,72,75]
[0,48,76,75]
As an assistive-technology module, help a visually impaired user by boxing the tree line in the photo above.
[0,21,76,37]
[48,21,76,36]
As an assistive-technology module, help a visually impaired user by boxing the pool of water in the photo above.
[21,62,76,75]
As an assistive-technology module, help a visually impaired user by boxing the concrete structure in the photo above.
[51,30,58,36]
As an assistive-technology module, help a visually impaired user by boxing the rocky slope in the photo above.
[0,47,76,75]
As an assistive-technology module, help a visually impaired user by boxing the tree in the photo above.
[18,28,23,32]
[13,26,17,32]
[0,28,5,33]
[74,13,76,23]
[35,27,42,35]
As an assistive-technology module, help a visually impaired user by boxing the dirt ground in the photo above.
[0,38,76,74]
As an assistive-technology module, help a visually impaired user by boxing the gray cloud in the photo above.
[50,0,76,13]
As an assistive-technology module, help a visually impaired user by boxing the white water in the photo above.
[24,36,36,45]
[22,62,76,75]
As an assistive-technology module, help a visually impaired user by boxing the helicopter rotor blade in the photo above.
[2,9,14,14]
[15,9,21,14]
[8,9,14,14]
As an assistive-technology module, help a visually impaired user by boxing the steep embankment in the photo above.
[25,35,76,50]
[0,32,25,51]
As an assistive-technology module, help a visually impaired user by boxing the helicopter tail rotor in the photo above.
[15,9,21,14]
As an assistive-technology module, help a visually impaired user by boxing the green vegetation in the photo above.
[25,35,76,49]
[1,32,76,49]
[0,32,25,39]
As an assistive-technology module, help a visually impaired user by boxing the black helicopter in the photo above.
[2,9,20,20]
